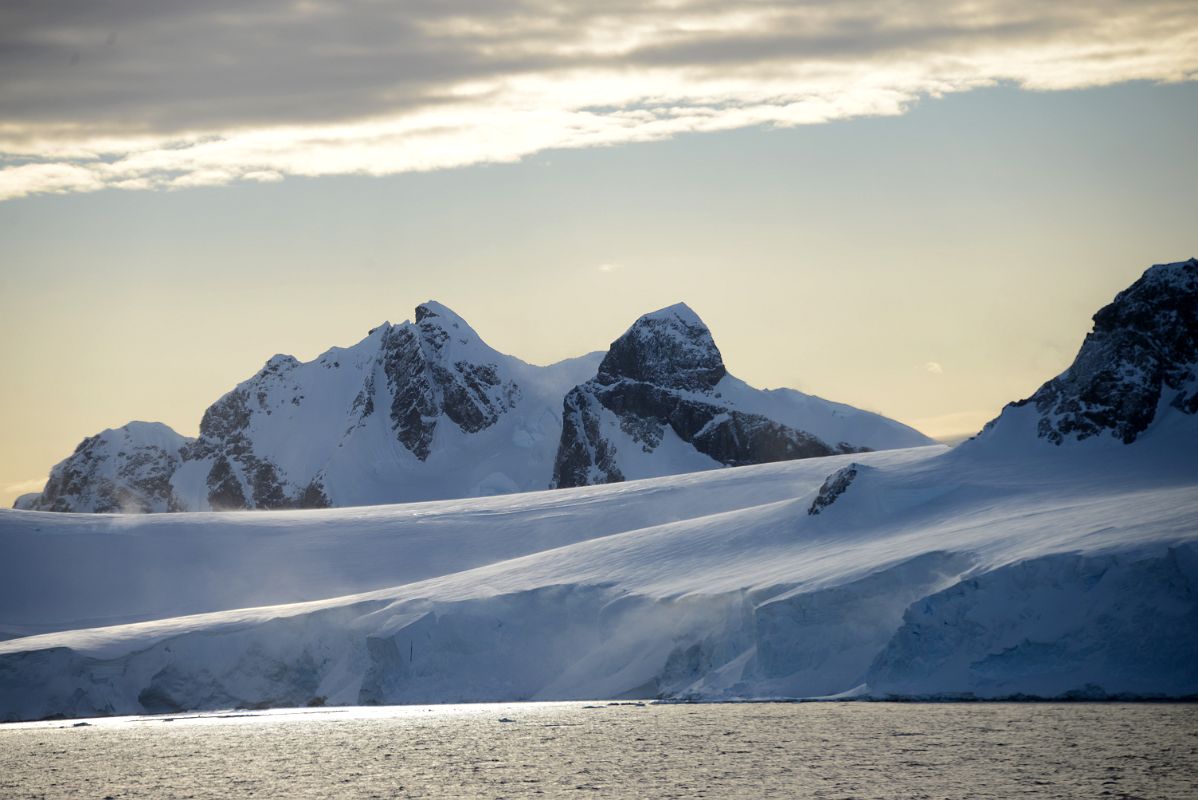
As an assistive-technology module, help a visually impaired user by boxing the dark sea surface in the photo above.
[2,702,1195,798]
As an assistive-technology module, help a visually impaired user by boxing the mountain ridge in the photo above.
[16,301,931,512]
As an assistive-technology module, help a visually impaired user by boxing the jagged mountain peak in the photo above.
[974,257,1198,449]
[415,300,467,325]
[402,300,502,364]
[255,353,301,378]
[16,420,192,513]
[412,300,477,338]
[597,302,725,391]
[640,301,705,326]
[553,302,931,489]
[97,420,188,447]
[375,302,521,463]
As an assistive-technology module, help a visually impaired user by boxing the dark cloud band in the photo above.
[1,0,1194,199]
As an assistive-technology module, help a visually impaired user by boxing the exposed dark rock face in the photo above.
[981,258,1198,445]
[808,464,861,515]
[382,324,441,459]
[16,423,190,513]
[205,456,248,511]
[596,304,725,391]
[380,307,520,461]
[552,304,855,488]
[186,384,294,511]
[554,387,626,487]
[298,479,331,510]
[597,381,840,466]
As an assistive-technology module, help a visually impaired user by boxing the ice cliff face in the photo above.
[552,304,929,488]
[977,257,1198,447]
[865,548,1198,700]
[14,423,191,513]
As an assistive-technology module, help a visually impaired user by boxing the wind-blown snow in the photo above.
[0,447,943,635]
[1,428,1194,720]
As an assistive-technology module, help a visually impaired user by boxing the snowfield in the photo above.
[1,426,1195,720]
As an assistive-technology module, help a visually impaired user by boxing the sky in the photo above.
[1,0,1197,506]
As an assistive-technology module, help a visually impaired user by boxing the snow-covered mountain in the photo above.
[15,301,930,512]
[14,422,192,513]
[0,259,1194,720]
[972,256,1197,450]
[169,301,601,510]
[553,303,933,487]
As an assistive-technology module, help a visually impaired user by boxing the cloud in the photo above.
[597,263,621,273]
[0,0,1195,200]
[925,361,944,374]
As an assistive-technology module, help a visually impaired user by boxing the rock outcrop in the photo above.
[977,258,1198,446]
[15,422,191,513]
[552,304,908,489]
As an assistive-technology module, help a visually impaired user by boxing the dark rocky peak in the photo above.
[257,354,300,377]
[982,257,1197,445]
[597,303,726,391]
[412,301,484,352]
[551,302,867,489]
[415,301,451,324]
[380,301,521,460]
[16,422,191,513]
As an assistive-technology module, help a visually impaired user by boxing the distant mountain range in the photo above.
[15,302,933,513]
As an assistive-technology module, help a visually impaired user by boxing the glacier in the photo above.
[1,428,1195,721]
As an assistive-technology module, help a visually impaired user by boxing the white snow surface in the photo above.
[2,408,1196,719]
[712,376,932,451]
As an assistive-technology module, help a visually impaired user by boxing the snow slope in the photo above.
[0,446,942,635]
[0,432,1194,720]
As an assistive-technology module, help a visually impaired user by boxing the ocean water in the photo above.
[2,702,1195,798]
